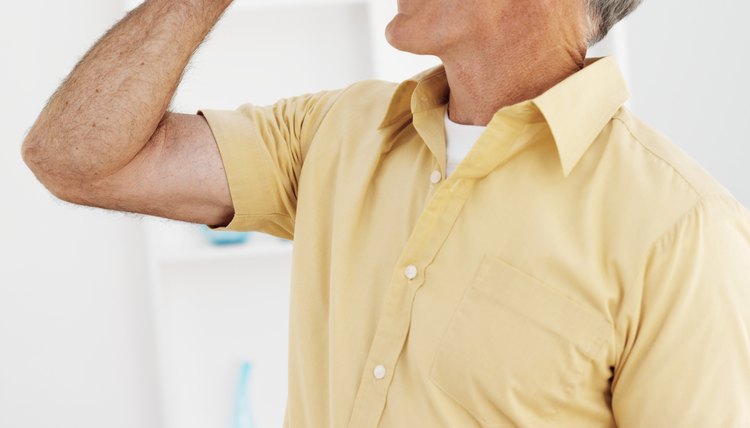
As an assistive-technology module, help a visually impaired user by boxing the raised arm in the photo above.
[21,0,236,227]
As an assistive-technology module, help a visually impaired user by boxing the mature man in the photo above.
[21,0,750,426]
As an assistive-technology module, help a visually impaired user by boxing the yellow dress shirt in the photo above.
[200,57,750,427]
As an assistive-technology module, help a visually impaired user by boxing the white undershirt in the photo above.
[443,110,487,177]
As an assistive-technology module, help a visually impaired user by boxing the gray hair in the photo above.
[586,0,644,45]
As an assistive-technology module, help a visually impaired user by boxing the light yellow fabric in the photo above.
[199,57,750,427]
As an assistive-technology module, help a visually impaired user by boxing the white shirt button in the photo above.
[430,170,442,184]
[373,365,387,379]
[404,265,418,280]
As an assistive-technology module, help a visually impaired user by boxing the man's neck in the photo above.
[442,42,586,126]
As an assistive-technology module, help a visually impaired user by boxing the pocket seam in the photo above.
[474,254,612,360]
[428,253,494,378]
[428,253,612,427]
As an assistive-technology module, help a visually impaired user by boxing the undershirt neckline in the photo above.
[443,109,487,177]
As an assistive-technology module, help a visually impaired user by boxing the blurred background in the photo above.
[1,1,748,427]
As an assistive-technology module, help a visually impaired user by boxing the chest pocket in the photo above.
[428,254,611,427]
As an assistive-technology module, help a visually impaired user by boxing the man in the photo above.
[21,0,750,426]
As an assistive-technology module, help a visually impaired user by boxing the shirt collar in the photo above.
[377,57,630,177]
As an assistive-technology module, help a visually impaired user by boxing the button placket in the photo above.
[373,365,387,380]
[347,176,478,428]
[430,170,442,184]
[404,265,418,280]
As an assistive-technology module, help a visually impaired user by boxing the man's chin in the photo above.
[384,16,431,55]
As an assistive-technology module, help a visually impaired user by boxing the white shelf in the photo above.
[144,217,294,428]
[160,239,292,264]
[135,1,441,426]
[145,217,292,264]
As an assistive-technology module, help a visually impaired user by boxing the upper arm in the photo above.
[611,196,750,426]
[195,89,344,237]
[64,112,235,228]
[62,88,344,236]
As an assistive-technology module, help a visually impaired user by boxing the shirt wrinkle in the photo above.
[199,55,750,428]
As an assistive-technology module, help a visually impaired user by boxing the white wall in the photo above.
[613,1,750,205]
[634,1,750,206]
[0,2,160,428]
[1,1,748,428]
[145,4,383,428]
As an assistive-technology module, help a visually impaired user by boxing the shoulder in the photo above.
[341,79,400,97]
[326,79,400,116]
[585,107,750,265]
[309,79,402,139]
[608,108,732,200]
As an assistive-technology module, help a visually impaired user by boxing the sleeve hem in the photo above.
[198,108,275,232]
[206,213,292,233]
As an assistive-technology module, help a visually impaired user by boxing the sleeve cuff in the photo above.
[198,108,274,232]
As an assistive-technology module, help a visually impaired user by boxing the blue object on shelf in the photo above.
[233,361,257,428]
[199,224,251,246]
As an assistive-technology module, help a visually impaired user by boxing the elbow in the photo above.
[21,127,51,174]
[21,132,36,164]
[21,135,46,182]
[21,136,80,203]
[21,136,41,173]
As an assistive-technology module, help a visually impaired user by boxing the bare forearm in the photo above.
[22,0,231,183]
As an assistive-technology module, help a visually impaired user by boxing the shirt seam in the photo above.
[382,111,414,129]
[610,116,702,198]
[613,193,727,377]
[231,212,292,221]
[307,80,361,133]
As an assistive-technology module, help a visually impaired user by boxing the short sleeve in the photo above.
[612,195,750,426]
[198,88,344,238]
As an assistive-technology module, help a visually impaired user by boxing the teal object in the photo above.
[199,224,250,246]
[233,361,257,428]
